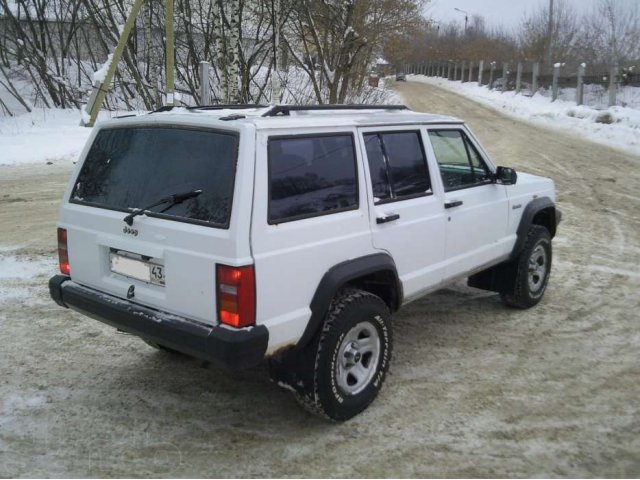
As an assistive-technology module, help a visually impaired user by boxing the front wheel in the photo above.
[293,289,393,421]
[501,225,552,309]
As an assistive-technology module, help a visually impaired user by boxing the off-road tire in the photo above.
[501,225,552,309]
[288,288,393,421]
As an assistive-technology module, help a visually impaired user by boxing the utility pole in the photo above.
[454,8,469,35]
[547,0,554,72]
[82,0,145,126]
[165,0,175,106]
[271,0,281,103]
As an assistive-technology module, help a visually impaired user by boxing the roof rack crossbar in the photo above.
[262,104,408,117]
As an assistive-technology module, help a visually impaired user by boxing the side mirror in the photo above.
[496,166,517,185]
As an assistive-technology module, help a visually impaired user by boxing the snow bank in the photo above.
[0,109,92,166]
[407,75,640,156]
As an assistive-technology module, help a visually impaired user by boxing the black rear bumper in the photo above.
[49,275,268,368]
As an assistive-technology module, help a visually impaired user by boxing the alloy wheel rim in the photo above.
[335,321,381,395]
[528,244,548,293]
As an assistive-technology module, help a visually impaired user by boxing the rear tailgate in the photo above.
[58,120,255,326]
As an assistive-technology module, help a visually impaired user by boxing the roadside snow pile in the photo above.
[407,75,640,156]
[0,109,92,166]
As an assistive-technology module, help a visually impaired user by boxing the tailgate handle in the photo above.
[376,213,400,224]
[444,200,463,209]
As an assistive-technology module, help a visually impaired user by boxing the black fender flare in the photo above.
[510,196,559,260]
[296,253,402,349]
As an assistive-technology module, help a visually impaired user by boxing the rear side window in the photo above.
[364,131,431,203]
[71,127,238,227]
[268,134,358,223]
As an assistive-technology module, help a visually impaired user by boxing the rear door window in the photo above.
[71,127,238,227]
[363,131,431,203]
[268,134,358,223]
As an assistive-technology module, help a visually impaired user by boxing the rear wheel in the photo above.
[501,225,552,309]
[275,289,393,421]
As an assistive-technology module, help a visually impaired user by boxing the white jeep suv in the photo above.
[49,104,561,420]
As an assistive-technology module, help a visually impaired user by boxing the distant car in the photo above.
[395,72,406,81]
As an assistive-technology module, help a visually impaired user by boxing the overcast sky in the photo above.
[425,0,635,30]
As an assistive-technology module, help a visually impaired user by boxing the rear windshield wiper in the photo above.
[123,189,203,225]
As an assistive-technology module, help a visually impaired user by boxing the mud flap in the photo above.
[467,260,519,295]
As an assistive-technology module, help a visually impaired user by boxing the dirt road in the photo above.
[1,81,639,477]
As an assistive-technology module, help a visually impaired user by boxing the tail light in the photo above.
[57,228,70,275]
[216,264,256,328]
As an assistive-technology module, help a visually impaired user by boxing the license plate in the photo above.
[109,252,165,286]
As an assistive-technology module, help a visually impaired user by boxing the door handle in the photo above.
[444,200,463,209]
[376,213,400,224]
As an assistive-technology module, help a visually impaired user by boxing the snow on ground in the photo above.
[0,247,56,304]
[405,75,640,156]
[0,109,93,166]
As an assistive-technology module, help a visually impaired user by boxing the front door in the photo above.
[426,128,509,279]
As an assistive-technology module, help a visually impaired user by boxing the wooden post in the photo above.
[461,61,466,83]
[516,62,523,94]
[478,60,484,86]
[453,62,458,81]
[576,63,585,106]
[468,61,474,82]
[552,63,560,101]
[200,61,210,105]
[82,0,145,126]
[447,62,452,80]
[532,62,539,96]
[165,0,175,106]
[502,62,509,92]
[608,63,617,107]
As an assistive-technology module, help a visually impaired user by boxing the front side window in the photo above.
[71,127,238,227]
[268,134,358,223]
[428,130,491,191]
[363,131,431,204]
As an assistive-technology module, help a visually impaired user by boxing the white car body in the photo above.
[51,106,558,362]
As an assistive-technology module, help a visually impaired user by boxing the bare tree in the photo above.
[576,0,640,68]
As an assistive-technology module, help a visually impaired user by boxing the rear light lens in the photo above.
[57,228,70,275]
[216,264,256,328]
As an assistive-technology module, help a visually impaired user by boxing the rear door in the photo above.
[58,122,254,326]
[250,128,375,352]
[425,127,509,279]
[358,127,447,300]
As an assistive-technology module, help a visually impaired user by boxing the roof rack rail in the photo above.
[187,104,267,111]
[148,105,175,114]
[262,104,408,117]
[148,104,268,115]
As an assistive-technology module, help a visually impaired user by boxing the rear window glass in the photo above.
[268,134,358,223]
[71,127,238,227]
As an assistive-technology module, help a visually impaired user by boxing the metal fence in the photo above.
[404,60,639,108]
